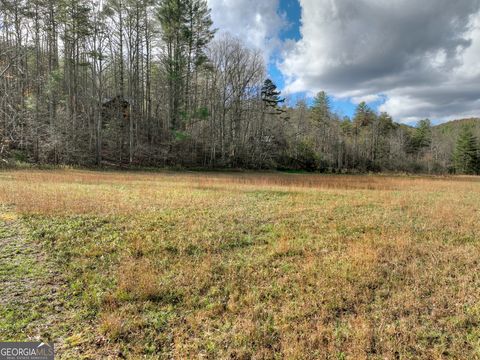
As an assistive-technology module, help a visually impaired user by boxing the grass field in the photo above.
[1,170,479,359]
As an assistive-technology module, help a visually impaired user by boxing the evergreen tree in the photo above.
[311,91,331,124]
[454,125,479,174]
[261,79,285,112]
[184,0,216,117]
[261,79,283,104]
[378,112,395,132]
[409,119,432,153]
[158,0,215,132]
[353,102,375,127]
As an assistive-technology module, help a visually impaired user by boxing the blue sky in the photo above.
[268,0,387,119]
[266,0,301,93]
[209,0,480,124]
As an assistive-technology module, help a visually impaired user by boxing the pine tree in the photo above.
[409,119,432,154]
[454,125,479,174]
[311,91,331,124]
[261,79,284,111]
[158,0,215,132]
[353,102,375,127]
[310,91,332,157]
[184,0,216,119]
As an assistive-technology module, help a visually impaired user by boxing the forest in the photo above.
[1,0,479,174]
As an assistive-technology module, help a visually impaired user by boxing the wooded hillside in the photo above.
[1,0,479,174]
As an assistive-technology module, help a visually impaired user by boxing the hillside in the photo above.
[434,118,480,133]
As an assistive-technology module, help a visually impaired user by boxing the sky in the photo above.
[207,0,480,124]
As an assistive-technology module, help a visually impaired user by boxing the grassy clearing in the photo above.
[0,207,65,344]
[0,170,479,359]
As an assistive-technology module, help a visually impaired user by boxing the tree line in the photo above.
[1,0,479,174]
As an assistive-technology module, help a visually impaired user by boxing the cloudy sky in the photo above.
[207,0,480,124]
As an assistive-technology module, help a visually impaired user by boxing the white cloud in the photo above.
[207,0,286,58]
[280,0,480,123]
[351,94,381,104]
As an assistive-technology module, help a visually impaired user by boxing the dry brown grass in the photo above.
[1,169,477,215]
[1,169,479,359]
